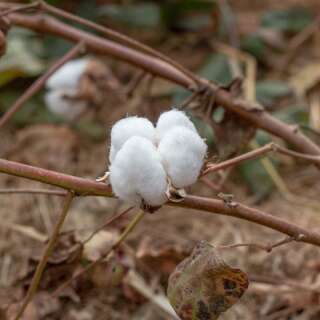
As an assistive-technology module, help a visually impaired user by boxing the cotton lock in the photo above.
[109,136,168,206]
[156,109,197,141]
[158,126,207,188]
[46,57,90,91]
[109,117,156,163]
[44,89,87,120]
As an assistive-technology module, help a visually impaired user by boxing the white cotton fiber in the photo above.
[44,89,87,120]
[109,136,168,206]
[46,57,90,90]
[156,109,197,141]
[158,126,207,188]
[109,117,156,163]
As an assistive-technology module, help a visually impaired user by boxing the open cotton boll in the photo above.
[45,89,87,120]
[108,145,116,164]
[158,126,207,188]
[109,117,156,163]
[110,136,168,206]
[156,109,197,141]
[46,57,90,90]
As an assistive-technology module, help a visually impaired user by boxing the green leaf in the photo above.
[99,3,161,28]
[199,53,232,85]
[161,0,217,31]
[238,158,274,199]
[273,104,308,125]
[256,80,292,106]
[261,8,313,33]
[240,34,266,60]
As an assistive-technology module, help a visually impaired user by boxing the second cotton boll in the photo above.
[109,117,156,163]
[45,58,90,120]
[109,136,168,206]
[158,126,207,189]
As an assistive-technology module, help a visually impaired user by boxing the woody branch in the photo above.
[2,9,320,159]
[0,158,320,247]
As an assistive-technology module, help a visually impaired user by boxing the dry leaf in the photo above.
[167,241,249,320]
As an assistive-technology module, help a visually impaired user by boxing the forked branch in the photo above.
[4,10,320,158]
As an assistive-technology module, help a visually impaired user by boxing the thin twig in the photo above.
[0,188,66,196]
[204,142,320,175]
[82,206,134,245]
[53,209,145,296]
[0,2,39,18]
[218,236,298,253]
[0,41,85,129]
[203,143,273,175]
[14,191,74,320]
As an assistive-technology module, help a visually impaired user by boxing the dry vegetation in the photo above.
[0,0,320,319]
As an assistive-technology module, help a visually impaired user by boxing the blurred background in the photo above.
[1,0,320,319]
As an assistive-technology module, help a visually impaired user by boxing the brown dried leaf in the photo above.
[167,241,249,320]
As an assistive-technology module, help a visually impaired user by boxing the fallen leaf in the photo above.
[167,241,249,320]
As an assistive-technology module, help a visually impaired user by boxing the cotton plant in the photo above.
[99,109,208,211]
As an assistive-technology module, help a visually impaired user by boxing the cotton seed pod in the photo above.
[109,136,168,206]
[156,109,197,142]
[158,126,207,188]
[109,117,156,163]
[44,89,87,120]
[46,57,90,90]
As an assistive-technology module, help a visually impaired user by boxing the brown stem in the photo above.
[14,191,74,320]
[0,41,85,129]
[0,158,320,247]
[204,143,273,174]
[0,188,66,196]
[178,195,320,247]
[37,0,199,86]
[204,142,320,175]
[7,12,320,158]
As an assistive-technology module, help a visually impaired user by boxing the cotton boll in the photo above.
[45,89,87,120]
[156,109,197,141]
[109,117,156,163]
[46,57,90,90]
[110,136,168,206]
[158,126,207,188]
[109,145,116,164]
